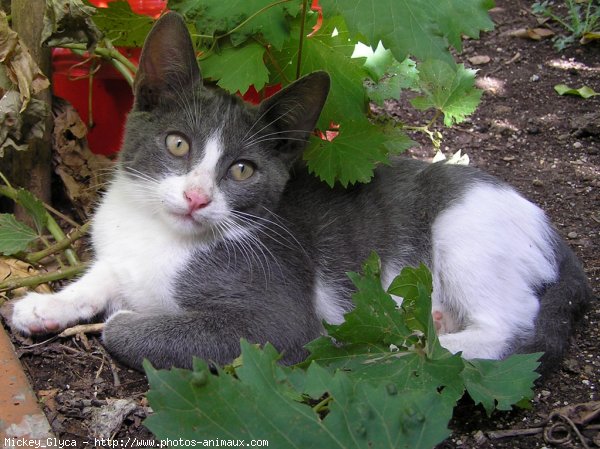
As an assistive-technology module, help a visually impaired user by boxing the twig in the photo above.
[26,222,90,264]
[488,427,543,439]
[0,182,81,266]
[296,0,309,79]
[0,264,88,292]
[97,344,121,388]
[59,323,105,338]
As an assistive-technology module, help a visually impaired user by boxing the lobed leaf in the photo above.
[0,214,38,256]
[90,0,155,48]
[200,42,270,94]
[410,60,483,126]
[319,0,494,63]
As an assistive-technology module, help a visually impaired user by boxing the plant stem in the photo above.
[196,0,291,61]
[296,0,310,80]
[45,217,80,267]
[0,182,81,266]
[0,264,88,293]
[26,222,90,264]
[312,395,332,414]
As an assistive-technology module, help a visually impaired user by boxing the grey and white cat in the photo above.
[12,13,591,372]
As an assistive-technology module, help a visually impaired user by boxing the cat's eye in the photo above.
[166,133,190,157]
[229,161,255,181]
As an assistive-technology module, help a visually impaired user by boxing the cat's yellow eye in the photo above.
[166,133,190,157]
[229,161,255,181]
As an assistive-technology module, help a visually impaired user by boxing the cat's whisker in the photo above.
[222,218,273,285]
[242,103,301,146]
[241,137,309,150]
[234,209,307,256]
[230,212,300,254]
[242,129,311,148]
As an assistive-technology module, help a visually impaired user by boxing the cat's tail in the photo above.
[521,239,593,375]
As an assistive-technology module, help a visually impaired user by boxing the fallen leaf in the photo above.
[509,27,555,40]
[580,32,600,45]
[554,84,600,99]
[468,55,491,65]
[0,257,52,295]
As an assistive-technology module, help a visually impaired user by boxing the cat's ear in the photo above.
[134,12,201,111]
[257,72,330,157]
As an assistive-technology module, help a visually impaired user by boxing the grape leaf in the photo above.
[89,0,154,48]
[16,188,47,234]
[304,120,388,187]
[272,16,369,126]
[271,18,393,187]
[410,60,483,126]
[200,42,270,94]
[366,58,420,106]
[170,0,300,51]
[0,214,37,255]
[319,0,494,63]
[461,354,541,416]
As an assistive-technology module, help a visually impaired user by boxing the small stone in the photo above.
[541,390,551,397]
[533,179,544,187]
[473,430,487,445]
[568,231,578,239]
[530,74,540,82]
[573,141,583,149]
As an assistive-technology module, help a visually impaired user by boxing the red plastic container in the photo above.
[51,0,166,155]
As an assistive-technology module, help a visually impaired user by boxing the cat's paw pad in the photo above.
[11,292,97,335]
[432,309,448,335]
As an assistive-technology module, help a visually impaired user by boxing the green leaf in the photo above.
[366,58,420,106]
[320,0,494,63]
[171,0,300,51]
[410,60,482,126]
[554,84,600,99]
[145,343,343,448]
[200,42,270,93]
[90,0,155,47]
[272,16,369,126]
[304,120,388,188]
[0,214,38,255]
[461,354,542,416]
[16,189,47,234]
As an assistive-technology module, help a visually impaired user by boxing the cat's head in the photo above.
[118,12,329,241]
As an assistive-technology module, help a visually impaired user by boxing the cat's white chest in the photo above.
[92,182,196,313]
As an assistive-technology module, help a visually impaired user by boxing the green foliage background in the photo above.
[85,0,494,187]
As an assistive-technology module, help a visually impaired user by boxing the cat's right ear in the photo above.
[134,12,201,111]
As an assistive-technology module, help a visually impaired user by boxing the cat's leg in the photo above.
[102,306,318,370]
[429,183,557,360]
[11,261,118,335]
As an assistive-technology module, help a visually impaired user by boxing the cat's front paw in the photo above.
[11,292,98,335]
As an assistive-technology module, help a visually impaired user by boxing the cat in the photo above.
[11,12,592,372]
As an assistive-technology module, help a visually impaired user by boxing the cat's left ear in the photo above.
[134,12,201,111]
[257,72,330,158]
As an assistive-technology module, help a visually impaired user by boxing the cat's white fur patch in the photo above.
[313,276,347,324]
[432,182,558,359]
[12,175,198,335]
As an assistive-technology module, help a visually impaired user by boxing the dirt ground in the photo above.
[1,0,599,447]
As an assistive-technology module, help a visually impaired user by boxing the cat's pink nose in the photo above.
[184,189,211,212]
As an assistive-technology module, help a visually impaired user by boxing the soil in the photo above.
[1,0,599,447]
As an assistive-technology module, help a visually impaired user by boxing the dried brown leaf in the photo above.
[508,27,555,41]
[468,55,491,65]
[42,0,102,50]
[0,11,50,111]
[52,99,113,218]
[0,257,52,295]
